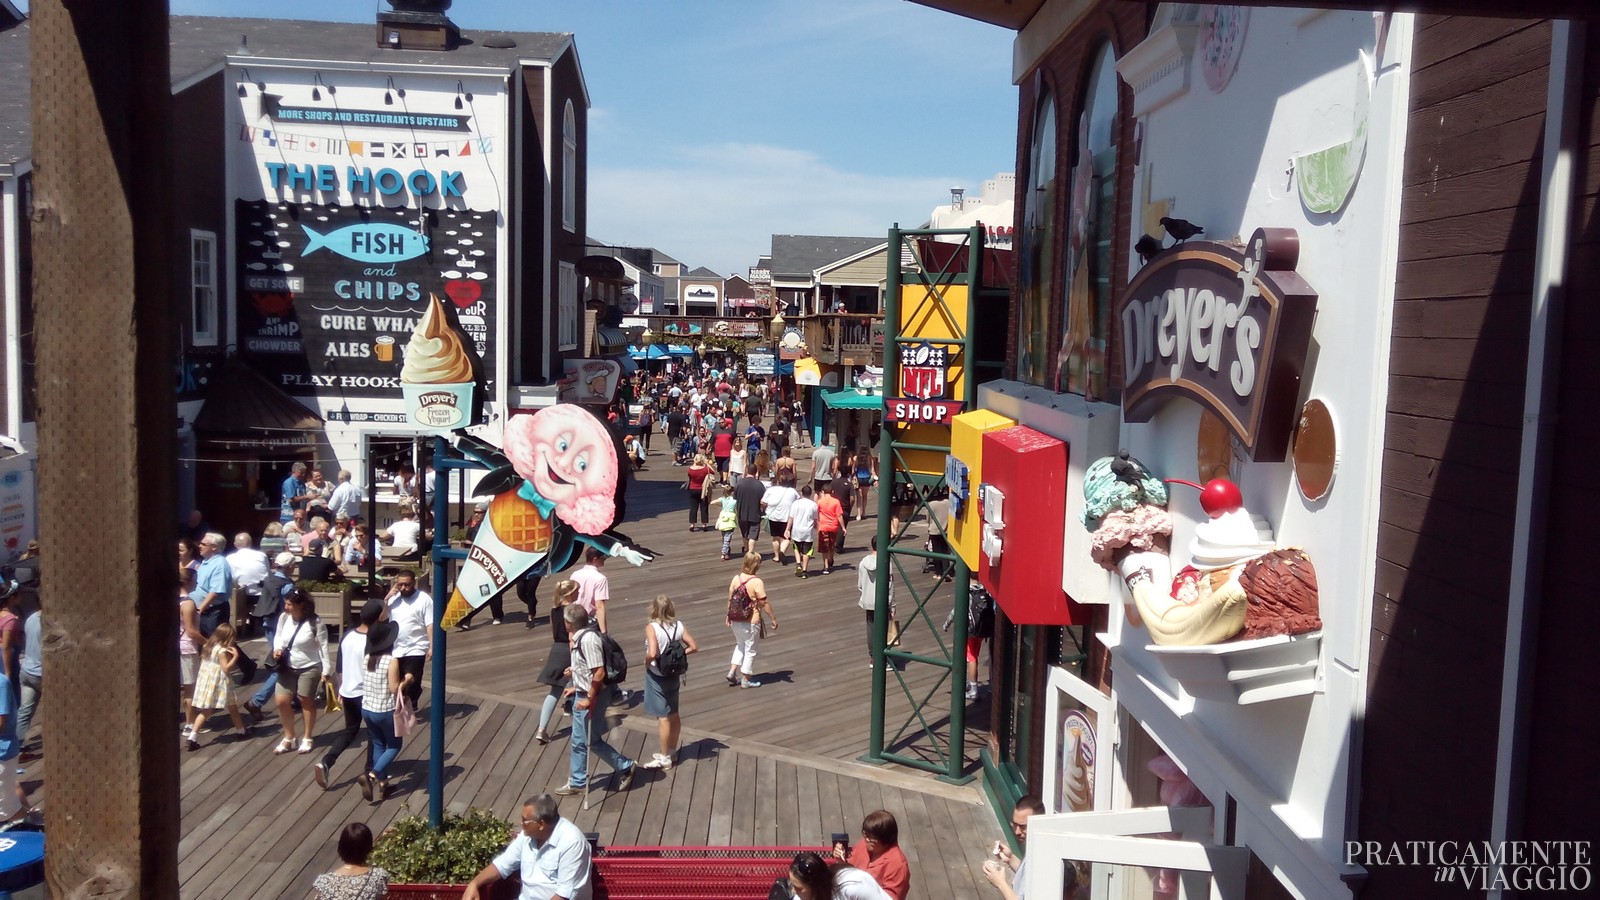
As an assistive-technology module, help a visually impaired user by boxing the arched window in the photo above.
[562,101,577,231]
[1058,43,1119,400]
[1016,88,1057,387]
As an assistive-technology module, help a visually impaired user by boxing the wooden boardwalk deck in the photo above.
[173,440,1003,898]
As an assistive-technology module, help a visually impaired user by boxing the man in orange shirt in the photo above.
[815,488,846,575]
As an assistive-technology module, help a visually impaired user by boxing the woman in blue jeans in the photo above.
[358,622,413,804]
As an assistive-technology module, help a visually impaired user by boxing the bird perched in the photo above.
[1160,217,1205,242]
[1134,234,1165,265]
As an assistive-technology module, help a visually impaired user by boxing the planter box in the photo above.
[1145,631,1322,705]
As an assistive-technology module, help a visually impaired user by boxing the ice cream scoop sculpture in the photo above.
[1083,452,1320,646]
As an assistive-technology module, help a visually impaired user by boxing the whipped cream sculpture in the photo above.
[1083,451,1321,646]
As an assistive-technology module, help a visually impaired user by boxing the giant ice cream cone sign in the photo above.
[402,292,478,431]
[440,404,650,629]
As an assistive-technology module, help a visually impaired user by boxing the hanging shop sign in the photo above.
[887,340,963,424]
[236,200,497,401]
[746,348,777,376]
[1117,227,1317,462]
[557,359,623,405]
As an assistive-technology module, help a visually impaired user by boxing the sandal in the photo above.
[298,738,314,754]
[273,737,295,755]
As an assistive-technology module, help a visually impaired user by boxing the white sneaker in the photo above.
[642,753,673,770]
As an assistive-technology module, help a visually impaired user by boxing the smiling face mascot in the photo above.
[440,404,649,630]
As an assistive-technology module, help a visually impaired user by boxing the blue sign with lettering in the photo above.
[302,223,430,263]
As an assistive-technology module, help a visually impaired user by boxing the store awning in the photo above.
[596,324,630,349]
[820,388,883,410]
[194,358,325,449]
[666,344,697,356]
[794,358,841,388]
[627,344,672,360]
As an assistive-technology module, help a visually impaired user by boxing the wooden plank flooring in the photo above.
[174,440,1003,898]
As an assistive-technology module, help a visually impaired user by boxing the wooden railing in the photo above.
[806,313,884,365]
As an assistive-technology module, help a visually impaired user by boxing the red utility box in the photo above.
[978,425,1080,625]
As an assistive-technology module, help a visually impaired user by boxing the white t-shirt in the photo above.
[833,867,893,900]
[386,590,434,658]
[388,519,421,552]
[338,628,368,698]
[788,497,818,541]
[761,485,798,523]
[227,548,269,591]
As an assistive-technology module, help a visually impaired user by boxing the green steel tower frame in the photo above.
[864,224,986,783]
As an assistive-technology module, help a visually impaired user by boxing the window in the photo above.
[562,101,577,232]
[1058,44,1120,400]
[558,261,578,349]
[1016,89,1057,387]
[190,229,218,346]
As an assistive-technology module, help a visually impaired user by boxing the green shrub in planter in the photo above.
[371,808,514,886]
[297,579,350,594]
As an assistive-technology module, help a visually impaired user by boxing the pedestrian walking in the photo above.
[315,599,384,789]
[177,569,202,723]
[715,484,740,560]
[850,448,877,521]
[686,454,714,531]
[858,537,896,667]
[184,623,249,751]
[384,571,432,711]
[641,595,697,769]
[271,589,332,755]
[816,486,846,575]
[357,621,413,803]
[734,471,767,557]
[554,604,637,796]
[534,580,578,745]
[762,474,800,566]
[724,553,777,689]
[787,485,820,578]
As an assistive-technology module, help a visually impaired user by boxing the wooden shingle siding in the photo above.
[1363,16,1548,898]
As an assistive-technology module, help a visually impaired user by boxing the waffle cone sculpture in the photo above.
[441,492,554,630]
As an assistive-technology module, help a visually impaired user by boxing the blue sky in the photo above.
[146,0,1019,277]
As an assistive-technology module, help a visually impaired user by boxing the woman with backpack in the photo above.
[642,595,698,769]
[724,553,777,689]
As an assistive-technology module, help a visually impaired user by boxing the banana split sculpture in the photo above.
[1084,452,1321,646]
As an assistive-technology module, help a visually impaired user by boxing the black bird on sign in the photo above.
[1134,234,1165,266]
[1160,217,1205,242]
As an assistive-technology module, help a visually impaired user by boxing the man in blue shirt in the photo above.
[462,794,592,900]
[279,461,309,523]
[194,532,234,637]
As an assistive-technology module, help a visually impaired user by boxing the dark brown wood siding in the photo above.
[516,65,548,384]
[1364,17,1547,897]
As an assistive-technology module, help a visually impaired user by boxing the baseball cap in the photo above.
[274,552,296,567]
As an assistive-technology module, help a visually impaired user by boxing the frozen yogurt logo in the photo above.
[417,391,460,408]
[1116,227,1317,462]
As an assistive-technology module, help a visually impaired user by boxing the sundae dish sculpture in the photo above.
[402,292,477,429]
[1083,451,1321,646]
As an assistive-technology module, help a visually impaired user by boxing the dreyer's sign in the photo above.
[236,200,497,400]
[1118,227,1317,461]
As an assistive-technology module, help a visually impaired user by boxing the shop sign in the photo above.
[746,348,777,376]
[558,359,622,405]
[1117,227,1317,461]
[888,341,963,424]
[236,200,497,400]
[710,319,763,339]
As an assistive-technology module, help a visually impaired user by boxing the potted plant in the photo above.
[371,808,522,899]
[297,577,354,627]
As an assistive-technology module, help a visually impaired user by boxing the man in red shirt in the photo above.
[712,423,736,482]
[815,489,846,575]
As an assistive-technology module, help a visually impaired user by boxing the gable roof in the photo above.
[769,234,884,280]
[685,266,721,279]
[0,15,573,169]
[649,248,683,267]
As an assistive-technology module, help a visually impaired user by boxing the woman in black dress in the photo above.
[533,580,578,744]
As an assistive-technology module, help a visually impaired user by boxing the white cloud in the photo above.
[589,142,965,276]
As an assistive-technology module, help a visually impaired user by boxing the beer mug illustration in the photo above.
[375,335,396,362]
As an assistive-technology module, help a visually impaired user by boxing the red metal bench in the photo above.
[593,846,822,900]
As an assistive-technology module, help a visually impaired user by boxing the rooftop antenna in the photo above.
[236,34,252,56]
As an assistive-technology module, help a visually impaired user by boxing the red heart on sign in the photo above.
[445,280,481,309]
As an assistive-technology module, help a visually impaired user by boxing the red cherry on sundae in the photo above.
[1165,478,1244,518]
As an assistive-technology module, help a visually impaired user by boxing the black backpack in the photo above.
[968,586,995,640]
[654,622,689,677]
[580,627,629,686]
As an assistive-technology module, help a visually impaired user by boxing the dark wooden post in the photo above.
[30,0,180,894]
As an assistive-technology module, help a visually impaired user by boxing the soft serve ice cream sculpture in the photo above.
[1084,451,1321,646]
[401,293,478,429]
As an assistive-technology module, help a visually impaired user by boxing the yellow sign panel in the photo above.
[890,283,971,477]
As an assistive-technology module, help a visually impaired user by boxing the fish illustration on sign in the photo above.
[300,223,430,263]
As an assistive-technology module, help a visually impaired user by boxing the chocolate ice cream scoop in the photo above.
[1238,548,1322,639]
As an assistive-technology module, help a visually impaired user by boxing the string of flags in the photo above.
[238,124,495,158]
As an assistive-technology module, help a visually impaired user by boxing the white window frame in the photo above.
[190,229,219,347]
[562,101,577,232]
[1042,664,1116,815]
[558,261,578,350]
